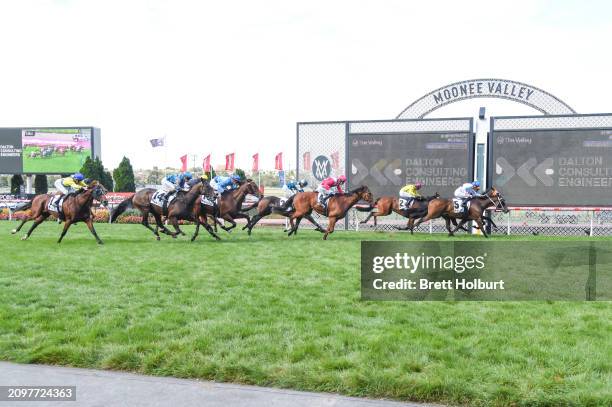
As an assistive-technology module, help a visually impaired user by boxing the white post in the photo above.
[355,210,359,232]
[590,210,594,237]
[25,175,33,194]
[506,211,511,235]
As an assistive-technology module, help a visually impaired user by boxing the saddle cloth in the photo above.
[453,198,470,214]
[399,198,413,211]
[47,195,65,213]
[151,190,177,207]
[201,195,215,206]
[279,198,287,206]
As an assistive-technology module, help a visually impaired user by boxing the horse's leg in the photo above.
[152,212,175,237]
[413,213,431,229]
[200,219,221,241]
[323,217,338,240]
[449,219,467,236]
[21,215,46,240]
[12,217,30,234]
[245,214,262,235]
[85,218,103,244]
[289,216,303,237]
[222,215,237,232]
[408,217,415,235]
[475,218,488,238]
[168,216,183,237]
[57,220,73,243]
[305,214,325,233]
[141,211,162,240]
[360,212,374,224]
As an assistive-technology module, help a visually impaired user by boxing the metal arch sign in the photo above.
[396,78,576,119]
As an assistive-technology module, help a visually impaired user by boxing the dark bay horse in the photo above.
[11,181,107,244]
[285,186,374,240]
[111,181,214,240]
[414,188,509,237]
[356,194,440,233]
[242,195,325,236]
[191,179,261,241]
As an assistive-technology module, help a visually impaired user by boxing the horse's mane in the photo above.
[347,185,368,194]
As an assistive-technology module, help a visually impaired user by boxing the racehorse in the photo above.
[413,187,509,237]
[242,195,325,236]
[111,180,216,240]
[285,185,374,240]
[356,193,440,233]
[190,179,261,241]
[11,181,108,244]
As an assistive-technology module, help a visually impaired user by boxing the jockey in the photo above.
[398,181,423,210]
[454,181,481,212]
[161,171,192,199]
[211,174,241,195]
[317,175,346,206]
[282,179,308,198]
[54,173,87,195]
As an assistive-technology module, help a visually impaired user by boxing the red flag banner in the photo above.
[274,152,283,171]
[252,153,259,172]
[180,155,188,172]
[303,152,311,171]
[331,151,340,170]
[225,153,235,171]
[202,154,211,172]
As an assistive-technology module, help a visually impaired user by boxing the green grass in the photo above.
[22,147,91,173]
[0,222,610,406]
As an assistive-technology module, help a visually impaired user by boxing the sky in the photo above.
[0,0,611,171]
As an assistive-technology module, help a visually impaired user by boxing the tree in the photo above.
[80,156,114,191]
[10,175,24,195]
[234,168,246,180]
[113,156,135,192]
[34,175,48,194]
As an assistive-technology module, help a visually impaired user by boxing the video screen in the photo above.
[21,128,92,173]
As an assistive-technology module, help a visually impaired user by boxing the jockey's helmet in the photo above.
[73,173,84,181]
[337,175,347,183]
[415,181,423,189]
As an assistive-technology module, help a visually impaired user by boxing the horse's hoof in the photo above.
[21,235,28,241]
[156,236,161,241]
[98,241,104,245]
[11,229,17,234]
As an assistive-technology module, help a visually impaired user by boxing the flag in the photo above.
[225,153,235,171]
[274,152,283,171]
[150,138,164,147]
[331,151,340,170]
[303,152,311,171]
[180,155,188,172]
[202,154,211,172]
[252,153,259,172]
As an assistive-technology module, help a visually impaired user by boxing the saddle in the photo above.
[399,198,413,211]
[47,194,65,216]
[151,190,177,215]
[453,198,471,215]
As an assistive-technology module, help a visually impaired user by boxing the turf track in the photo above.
[0,222,610,406]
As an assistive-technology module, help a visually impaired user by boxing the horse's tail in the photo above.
[13,200,33,212]
[110,196,133,223]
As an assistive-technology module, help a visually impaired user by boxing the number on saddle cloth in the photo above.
[47,195,65,213]
[399,198,411,210]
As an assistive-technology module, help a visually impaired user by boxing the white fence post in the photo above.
[590,210,594,237]
[429,219,432,234]
[506,211,511,235]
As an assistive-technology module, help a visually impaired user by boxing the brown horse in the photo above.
[110,180,214,240]
[356,193,440,233]
[11,181,108,244]
[191,179,261,241]
[286,185,374,240]
[414,188,509,237]
[242,195,325,235]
